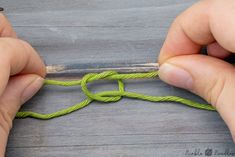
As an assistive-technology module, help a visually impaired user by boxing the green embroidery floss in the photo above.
[15,71,215,120]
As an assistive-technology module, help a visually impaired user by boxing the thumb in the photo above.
[0,74,44,156]
[159,54,235,141]
[0,74,44,121]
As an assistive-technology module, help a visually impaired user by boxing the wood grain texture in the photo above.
[3,0,235,156]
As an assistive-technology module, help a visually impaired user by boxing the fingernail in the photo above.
[21,77,44,103]
[159,63,193,90]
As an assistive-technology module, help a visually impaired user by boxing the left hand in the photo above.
[0,13,46,156]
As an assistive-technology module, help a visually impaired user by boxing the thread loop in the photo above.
[81,71,125,102]
[16,70,216,120]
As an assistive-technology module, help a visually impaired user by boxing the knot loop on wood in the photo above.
[81,71,125,102]
[15,70,216,120]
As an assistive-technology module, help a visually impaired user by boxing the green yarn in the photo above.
[15,71,215,120]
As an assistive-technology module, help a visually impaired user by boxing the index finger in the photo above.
[0,12,17,38]
[158,0,235,64]
[0,38,46,96]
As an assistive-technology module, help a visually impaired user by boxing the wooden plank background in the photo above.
[2,0,234,156]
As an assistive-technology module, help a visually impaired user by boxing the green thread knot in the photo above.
[16,71,216,120]
[81,71,124,102]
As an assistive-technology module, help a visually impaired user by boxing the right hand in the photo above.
[158,0,235,142]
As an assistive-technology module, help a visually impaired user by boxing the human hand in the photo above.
[0,13,46,156]
[158,0,235,142]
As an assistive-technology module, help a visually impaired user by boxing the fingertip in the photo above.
[158,0,216,65]
[207,42,231,59]
[159,62,193,90]
[0,13,17,38]
[21,75,44,104]
[158,16,202,65]
[18,39,47,77]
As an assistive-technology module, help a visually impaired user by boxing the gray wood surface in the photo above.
[3,0,235,156]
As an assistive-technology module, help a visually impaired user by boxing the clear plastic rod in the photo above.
[46,62,159,77]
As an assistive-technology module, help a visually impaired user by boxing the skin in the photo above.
[158,0,235,142]
[1,0,235,155]
[0,13,46,156]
